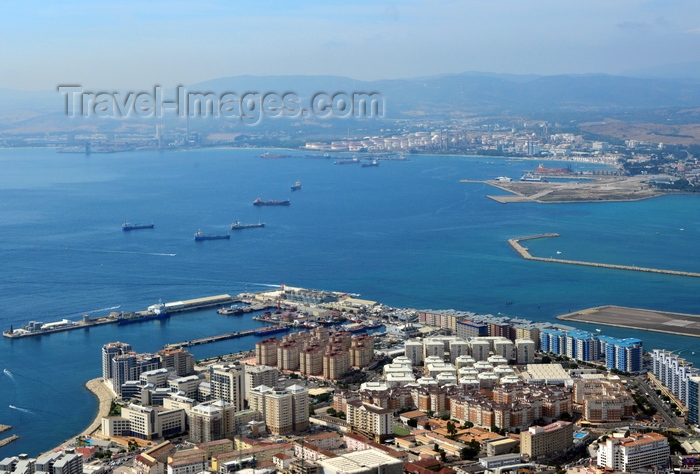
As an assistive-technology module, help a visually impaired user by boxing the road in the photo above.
[632,377,686,430]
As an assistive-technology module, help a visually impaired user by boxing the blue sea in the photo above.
[1,148,700,456]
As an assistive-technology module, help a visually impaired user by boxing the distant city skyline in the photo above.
[1,1,700,90]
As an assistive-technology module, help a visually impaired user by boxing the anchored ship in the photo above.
[231,221,265,230]
[253,198,290,206]
[194,231,231,241]
[291,181,302,191]
[259,152,291,158]
[334,158,359,165]
[122,222,154,231]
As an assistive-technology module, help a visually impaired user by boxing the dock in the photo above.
[3,294,239,339]
[508,234,700,279]
[164,329,257,350]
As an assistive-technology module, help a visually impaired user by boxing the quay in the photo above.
[164,329,257,350]
[508,234,700,279]
[3,294,239,339]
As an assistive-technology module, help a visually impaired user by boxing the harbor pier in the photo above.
[508,234,700,279]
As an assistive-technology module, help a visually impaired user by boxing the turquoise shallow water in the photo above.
[0,148,699,456]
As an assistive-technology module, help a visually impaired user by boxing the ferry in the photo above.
[231,221,265,230]
[194,231,231,241]
[520,173,548,182]
[122,222,154,231]
[253,198,291,206]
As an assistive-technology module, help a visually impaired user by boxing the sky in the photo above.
[1,0,700,90]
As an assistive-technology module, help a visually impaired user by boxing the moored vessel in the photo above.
[535,163,573,174]
[361,160,379,167]
[520,173,548,182]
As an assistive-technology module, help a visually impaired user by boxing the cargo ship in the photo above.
[259,152,291,158]
[361,160,379,167]
[334,158,359,165]
[291,181,302,191]
[117,311,169,324]
[253,198,290,206]
[254,325,290,336]
[231,221,265,230]
[535,163,573,174]
[122,222,154,231]
[194,231,231,241]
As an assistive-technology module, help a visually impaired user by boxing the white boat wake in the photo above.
[9,405,34,414]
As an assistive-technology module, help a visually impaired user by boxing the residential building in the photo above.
[208,363,244,412]
[345,401,393,442]
[248,384,309,435]
[520,421,573,461]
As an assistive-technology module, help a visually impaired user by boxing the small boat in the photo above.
[122,222,154,231]
[231,221,265,230]
[253,198,290,206]
[194,231,230,241]
[291,181,302,191]
[495,177,512,182]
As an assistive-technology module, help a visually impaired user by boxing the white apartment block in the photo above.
[597,432,669,472]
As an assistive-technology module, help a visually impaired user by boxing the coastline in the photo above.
[46,378,113,455]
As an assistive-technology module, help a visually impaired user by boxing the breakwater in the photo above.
[508,234,700,278]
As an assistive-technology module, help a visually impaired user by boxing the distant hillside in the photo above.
[3,73,700,133]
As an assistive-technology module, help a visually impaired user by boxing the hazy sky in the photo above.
[2,0,700,90]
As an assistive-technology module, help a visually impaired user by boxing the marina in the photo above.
[508,234,700,279]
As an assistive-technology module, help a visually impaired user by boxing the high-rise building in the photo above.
[157,348,194,376]
[188,400,237,443]
[248,384,309,435]
[208,363,244,412]
[520,421,573,461]
[404,340,424,366]
[244,364,279,402]
[300,346,324,375]
[112,353,162,396]
[255,337,279,366]
[345,401,393,442]
[515,339,536,364]
[102,342,133,388]
[323,349,350,380]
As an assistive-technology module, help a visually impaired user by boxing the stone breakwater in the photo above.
[508,234,700,278]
